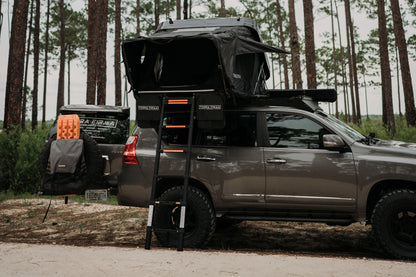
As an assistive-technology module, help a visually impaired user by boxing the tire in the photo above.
[39,132,104,194]
[371,189,416,260]
[153,186,216,248]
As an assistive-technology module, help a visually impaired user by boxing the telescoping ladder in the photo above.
[145,95,196,251]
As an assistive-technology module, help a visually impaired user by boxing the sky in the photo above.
[0,0,415,122]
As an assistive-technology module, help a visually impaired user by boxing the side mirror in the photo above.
[323,134,345,150]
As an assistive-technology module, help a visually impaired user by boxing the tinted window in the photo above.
[197,112,257,147]
[162,112,257,147]
[266,113,330,149]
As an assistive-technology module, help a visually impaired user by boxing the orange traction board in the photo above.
[57,114,81,139]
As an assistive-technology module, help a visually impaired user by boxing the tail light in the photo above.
[123,135,138,165]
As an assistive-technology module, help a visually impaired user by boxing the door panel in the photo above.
[263,113,357,211]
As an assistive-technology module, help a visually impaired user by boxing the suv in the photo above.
[119,18,416,259]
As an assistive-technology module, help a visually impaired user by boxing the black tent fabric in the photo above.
[122,18,288,99]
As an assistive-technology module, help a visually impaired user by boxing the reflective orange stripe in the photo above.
[165,125,186,128]
[163,150,184,153]
[168,99,188,104]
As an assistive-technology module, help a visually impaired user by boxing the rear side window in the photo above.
[266,113,330,149]
[197,112,257,147]
[162,112,257,147]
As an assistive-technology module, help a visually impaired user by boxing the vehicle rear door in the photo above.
[192,111,266,209]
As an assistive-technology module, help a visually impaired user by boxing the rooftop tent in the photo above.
[122,18,288,99]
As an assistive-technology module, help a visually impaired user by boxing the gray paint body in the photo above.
[118,106,416,223]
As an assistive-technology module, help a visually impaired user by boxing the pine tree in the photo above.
[288,0,302,89]
[4,0,30,129]
[32,0,41,129]
[303,0,317,89]
[56,0,65,115]
[115,0,122,106]
[377,0,395,133]
[390,0,416,126]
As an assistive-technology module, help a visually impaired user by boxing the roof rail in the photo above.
[266,89,337,103]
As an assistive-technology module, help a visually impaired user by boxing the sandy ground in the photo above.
[1,242,416,277]
[1,198,415,276]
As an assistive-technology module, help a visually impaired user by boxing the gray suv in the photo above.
[118,17,416,259]
[118,97,416,259]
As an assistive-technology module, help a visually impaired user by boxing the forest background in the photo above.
[1,0,416,125]
[1,0,416,193]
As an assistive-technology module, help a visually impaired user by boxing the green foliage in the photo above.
[348,116,416,142]
[0,126,49,194]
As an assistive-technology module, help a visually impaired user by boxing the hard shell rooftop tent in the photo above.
[122,17,288,99]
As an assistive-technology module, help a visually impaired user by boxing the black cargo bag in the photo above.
[41,139,86,195]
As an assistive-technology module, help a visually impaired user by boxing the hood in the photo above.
[377,140,416,150]
[122,18,287,99]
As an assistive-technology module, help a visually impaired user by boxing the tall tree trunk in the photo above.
[183,0,188,19]
[136,0,141,36]
[42,0,50,125]
[96,0,108,105]
[390,0,416,126]
[330,0,339,118]
[303,0,317,89]
[115,0,121,106]
[67,51,72,105]
[219,0,226,17]
[345,0,361,123]
[32,0,40,129]
[288,0,302,89]
[377,0,395,133]
[4,0,29,130]
[87,0,97,104]
[67,50,70,105]
[344,0,356,124]
[155,0,159,30]
[276,0,289,89]
[395,46,402,117]
[176,0,181,19]
[0,1,2,39]
[56,0,65,116]
[22,0,34,129]
[189,0,192,18]
[334,0,349,121]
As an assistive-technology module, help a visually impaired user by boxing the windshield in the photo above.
[317,112,366,142]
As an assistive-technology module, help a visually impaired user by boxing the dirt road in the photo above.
[1,198,415,276]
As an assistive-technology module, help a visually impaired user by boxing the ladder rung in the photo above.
[162,149,184,153]
[168,99,189,105]
[154,200,182,206]
[164,125,188,129]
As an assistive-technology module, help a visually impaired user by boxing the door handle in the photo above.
[196,155,216,161]
[267,158,287,164]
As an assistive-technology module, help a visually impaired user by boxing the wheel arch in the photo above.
[155,177,214,206]
[366,179,416,222]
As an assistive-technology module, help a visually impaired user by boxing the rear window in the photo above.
[60,112,130,144]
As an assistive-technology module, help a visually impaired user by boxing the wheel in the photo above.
[371,189,416,260]
[39,132,104,195]
[153,186,216,248]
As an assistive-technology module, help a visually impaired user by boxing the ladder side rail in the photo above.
[177,94,196,251]
[145,95,166,250]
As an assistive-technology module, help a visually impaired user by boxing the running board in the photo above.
[225,215,353,226]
